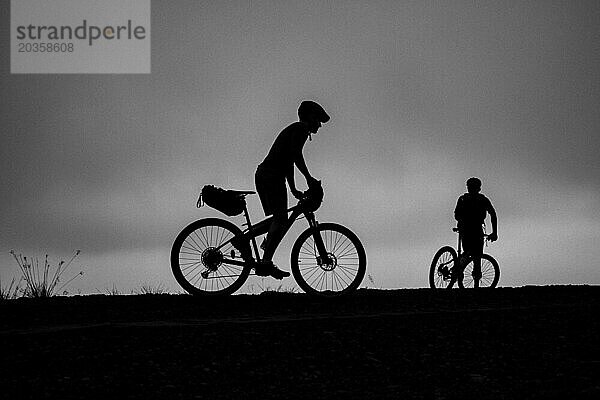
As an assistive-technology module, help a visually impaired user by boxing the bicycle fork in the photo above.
[305,212,331,266]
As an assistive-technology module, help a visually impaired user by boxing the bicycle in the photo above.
[429,227,500,289]
[171,183,367,296]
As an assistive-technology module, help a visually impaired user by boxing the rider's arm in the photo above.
[291,127,317,186]
[295,151,312,182]
[286,166,302,198]
[488,202,498,240]
[454,197,464,228]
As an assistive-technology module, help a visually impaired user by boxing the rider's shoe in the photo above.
[231,236,252,260]
[253,261,290,280]
[270,265,291,280]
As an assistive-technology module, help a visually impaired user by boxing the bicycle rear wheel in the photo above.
[291,223,366,296]
[458,254,499,288]
[429,246,458,289]
[171,218,251,295]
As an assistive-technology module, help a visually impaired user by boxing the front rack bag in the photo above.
[197,185,246,216]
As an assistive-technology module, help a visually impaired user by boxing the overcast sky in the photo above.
[1,0,599,293]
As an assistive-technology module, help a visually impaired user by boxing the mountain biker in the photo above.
[454,177,498,282]
[233,100,330,279]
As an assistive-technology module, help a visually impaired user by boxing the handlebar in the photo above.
[453,227,495,242]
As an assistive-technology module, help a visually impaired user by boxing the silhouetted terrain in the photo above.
[1,286,598,399]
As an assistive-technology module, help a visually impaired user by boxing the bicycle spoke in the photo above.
[193,229,208,250]
[333,269,351,288]
[429,247,457,289]
[292,224,366,295]
[171,219,251,295]
[461,256,498,288]
[180,260,203,271]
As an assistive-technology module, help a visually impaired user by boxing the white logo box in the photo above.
[11,0,150,74]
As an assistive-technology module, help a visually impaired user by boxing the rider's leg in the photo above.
[459,229,477,284]
[254,211,291,279]
[451,250,468,281]
[463,231,484,287]
[253,167,290,278]
[261,211,288,262]
[254,165,286,251]
[472,256,482,288]
[472,235,484,287]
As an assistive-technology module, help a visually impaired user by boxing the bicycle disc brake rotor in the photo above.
[317,253,337,271]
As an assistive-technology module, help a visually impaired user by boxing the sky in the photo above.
[1,0,599,293]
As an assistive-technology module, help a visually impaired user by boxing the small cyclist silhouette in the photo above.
[430,177,500,289]
[233,101,331,279]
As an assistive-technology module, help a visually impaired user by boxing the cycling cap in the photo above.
[298,101,330,123]
[466,177,482,188]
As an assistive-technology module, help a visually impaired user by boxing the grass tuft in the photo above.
[0,276,22,300]
[136,283,168,295]
[101,284,123,296]
[9,250,85,298]
[249,278,299,294]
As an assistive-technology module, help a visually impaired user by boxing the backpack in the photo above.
[455,193,489,226]
[197,185,246,216]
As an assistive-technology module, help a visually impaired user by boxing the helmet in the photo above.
[298,101,330,123]
[466,177,482,190]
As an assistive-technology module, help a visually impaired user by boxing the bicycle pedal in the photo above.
[253,267,272,277]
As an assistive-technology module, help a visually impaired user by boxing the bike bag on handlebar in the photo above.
[301,180,324,212]
[197,185,246,216]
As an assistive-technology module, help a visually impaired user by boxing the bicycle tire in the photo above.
[171,218,251,295]
[291,223,366,296]
[429,246,458,289]
[458,254,500,289]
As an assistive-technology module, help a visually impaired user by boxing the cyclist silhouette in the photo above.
[233,101,330,279]
[454,177,498,281]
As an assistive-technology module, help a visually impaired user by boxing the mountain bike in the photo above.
[429,227,499,289]
[171,184,367,296]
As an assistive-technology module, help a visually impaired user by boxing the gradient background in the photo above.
[1,0,599,293]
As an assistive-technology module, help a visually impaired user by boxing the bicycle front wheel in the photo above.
[291,223,366,296]
[171,218,251,295]
[458,254,500,288]
[429,246,458,289]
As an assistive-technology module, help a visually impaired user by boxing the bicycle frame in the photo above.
[215,200,327,269]
[172,182,367,295]
[455,228,490,263]
[449,228,491,284]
